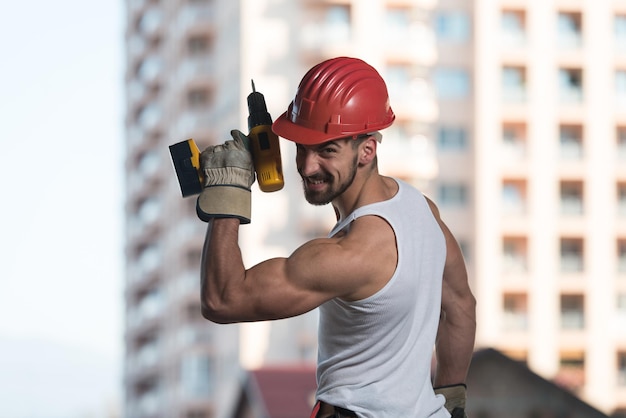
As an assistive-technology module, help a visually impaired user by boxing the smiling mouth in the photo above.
[303,176,329,191]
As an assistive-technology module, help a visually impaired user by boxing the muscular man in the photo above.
[196,57,476,418]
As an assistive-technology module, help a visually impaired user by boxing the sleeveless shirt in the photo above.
[316,178,450,418]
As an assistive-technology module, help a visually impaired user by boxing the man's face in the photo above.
[295,138,359,205]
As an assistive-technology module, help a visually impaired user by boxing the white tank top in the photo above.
[316,179,449,418]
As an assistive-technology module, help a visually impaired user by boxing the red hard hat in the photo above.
[272,57,395,145]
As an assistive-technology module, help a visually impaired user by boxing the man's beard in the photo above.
[301,155,358,205]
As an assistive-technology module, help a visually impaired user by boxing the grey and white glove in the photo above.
[434,384,468,418]
[196,130,255,224]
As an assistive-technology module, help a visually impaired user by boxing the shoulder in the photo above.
[336,214,397,300]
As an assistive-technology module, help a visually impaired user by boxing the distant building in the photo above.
[123,1,436,417]
[467,349,608,418]
[231,365,316,418]
[434,1,626,414]
[231,349,610,418]
[123,0,626,417]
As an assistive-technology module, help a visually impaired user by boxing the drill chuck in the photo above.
[248,80,273,128]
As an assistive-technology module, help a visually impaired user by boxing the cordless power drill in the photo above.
[169,80,284,197]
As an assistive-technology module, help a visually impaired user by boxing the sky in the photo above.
[0,1,124,416]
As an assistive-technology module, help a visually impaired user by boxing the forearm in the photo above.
[434,298,476,386]
[200,218,246,323]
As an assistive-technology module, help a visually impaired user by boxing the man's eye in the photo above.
[322,147,337,154]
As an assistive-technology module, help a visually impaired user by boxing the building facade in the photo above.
[123,1,437,417]
[124,0,626,416]
[433,0,626,414]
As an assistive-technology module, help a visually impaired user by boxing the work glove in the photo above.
[196,130,255,224]
[434,384,468,418]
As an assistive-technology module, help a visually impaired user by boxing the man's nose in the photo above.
[297,150,320,177]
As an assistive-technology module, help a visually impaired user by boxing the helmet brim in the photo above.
[272,111,340,145]
[272,110,394,146]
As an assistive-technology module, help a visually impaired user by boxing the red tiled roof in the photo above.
[250,365,317,418]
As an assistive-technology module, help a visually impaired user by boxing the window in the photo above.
[617,70,626,107]
[137,150,161,177]
[619,183,626,217]
[325,5,351,41]
[502,236,528,273]
[136,382,161,416]
[386,8,411,42]
[618,239,626,273]
[136,338,160,369]
[561,238,584,273]
[560,181,584,215]
[437,126,468,151]
[137,56,162,82]
[302,5,350,45]
[502,122,527,160]
[559,124,584,160]
[616,14,626,50]
[435,11,470,42]
[557,351,585,393]
[560,294,585,330]
[502,66,526,102]
[503,293,528,331]
[559,68,583,102]
[501,9,526,47]
[617,127,626,160]
[137,288,163,321]
[438,183,468,207]
[187,34,211,54]
[137,103,161,129]
[137,197,161,225]
[502,179,527,216]
[558,11,582,49]
[139,8,163,35]
[386,64,412,100]
[434,68,470,99]
[619,352,626,386]
[181,354,215,397]
[137,244,161,273]
[617,293,626,328]
[187,88,210,107]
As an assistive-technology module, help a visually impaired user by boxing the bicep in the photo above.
[242,240,350,319]
[241,217,396,320]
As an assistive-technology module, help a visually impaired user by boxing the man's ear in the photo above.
[359,136,378,165]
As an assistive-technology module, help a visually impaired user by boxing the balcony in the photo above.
[557,12,583,50]
[503,293,528,331]
[560,181,584,216]
[139,7,163,38]
[560,294,585,330]
[177,57,215,87]
[501,9,526,49]
[559,68,584,104]
[502,66,527,103]
[177,1,215,30]
[559,124,584,160]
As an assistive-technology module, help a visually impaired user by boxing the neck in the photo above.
[332,169,398,221]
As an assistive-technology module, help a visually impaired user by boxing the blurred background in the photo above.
[2,0,626,417]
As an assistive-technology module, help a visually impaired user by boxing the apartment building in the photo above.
[123,1,437,417]
[433,0,626,414]
[125,0,626,416]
